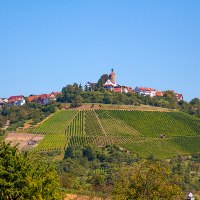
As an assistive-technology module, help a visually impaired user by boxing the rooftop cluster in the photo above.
[85,69,183,101]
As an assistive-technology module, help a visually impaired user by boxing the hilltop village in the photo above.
[0,69,183,108]
[85,69,183,100]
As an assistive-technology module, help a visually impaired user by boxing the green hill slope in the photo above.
[31,109,200,158]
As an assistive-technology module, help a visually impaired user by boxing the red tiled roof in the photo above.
[28,95,39,102]
[49,92,62,97]
[156,91,163,97]
[38,94,49,100]
[28,94,51,102]
[124,86,133,92]
[137,87,156,92]
[52,92,61,95]
[176,93,183,100]
[8,95,24,103]
[113,88,122,93]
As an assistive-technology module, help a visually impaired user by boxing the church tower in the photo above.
[109,68,117,85]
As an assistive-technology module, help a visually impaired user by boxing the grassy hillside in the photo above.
[28,109,200,158]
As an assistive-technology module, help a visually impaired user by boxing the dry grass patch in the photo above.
[4,132,44,151]
[72,104,177,112]
[65,194,106,200]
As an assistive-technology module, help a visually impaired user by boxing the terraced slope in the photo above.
[31,110,77,151]
[85,110,105,136]
[66,111,86,136]
[29,109,200,158]
[103,110,200,137]
[33,110,78,134]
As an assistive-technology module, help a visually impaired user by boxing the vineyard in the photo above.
[33,110,78,134]
[14,109,200,158]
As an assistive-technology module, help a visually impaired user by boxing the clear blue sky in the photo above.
[0,0,199,101]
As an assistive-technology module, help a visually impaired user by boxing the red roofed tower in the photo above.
[109,68,117,85]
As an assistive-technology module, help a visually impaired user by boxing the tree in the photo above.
[64,146,74,159]
[96,74,109,91]
[71,95,83,108]
[163,90,177,100]
[0,115,7,128]
[0,142,62,200]
[61,83,83,103]
[190,98,200,106]
[103,92,113,104]
[82,146,96,161]
[113,161,184,200]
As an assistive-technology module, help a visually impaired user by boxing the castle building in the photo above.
[85,68,133,93]
[109,68,117,85]
[104,69,117,90]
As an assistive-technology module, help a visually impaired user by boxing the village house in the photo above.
[7,95,26,106]
[103,69,133,93]
[134,87,184,101]
[49,92,62,101]
[84,82,97,91]
[104,79,117,91]
[134,87,158,97]
[28,92,61,105]
[176,93,184,101]
[85,69,183,98]
[3,98,8,104]
[28,94,50,105]
[37,94,50,105]
[0,98,4,106]
[156,91,163,97]
[103,69,117,90]
[113,86,133,93]
[0,98,4,109]
[85,69,133,94]
[122,86,133,93]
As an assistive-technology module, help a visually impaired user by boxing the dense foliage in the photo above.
[53,145,199,199]
[0,142,62,200]
[113,161,184,200]
[1,143,199,199]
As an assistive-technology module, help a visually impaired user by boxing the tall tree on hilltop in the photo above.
[61,83,83,103]
[163,90,177,100]
[96,74,109,91]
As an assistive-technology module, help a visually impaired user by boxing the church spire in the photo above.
[109,68,116,85]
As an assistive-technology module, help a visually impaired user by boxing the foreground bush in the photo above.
[0,142,62,200]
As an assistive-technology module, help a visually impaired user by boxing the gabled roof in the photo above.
[28,95,39,102]
[104,79,116,87]
[156,91,163,97]
[38,94,50,100]
[113,88,122,93]
[176,93,183,99]
[8,95,25,103]
[28,93,52,102]
[51,92,61,96]
[135,87,157,92]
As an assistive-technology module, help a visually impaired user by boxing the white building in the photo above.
[134,87,157,97]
